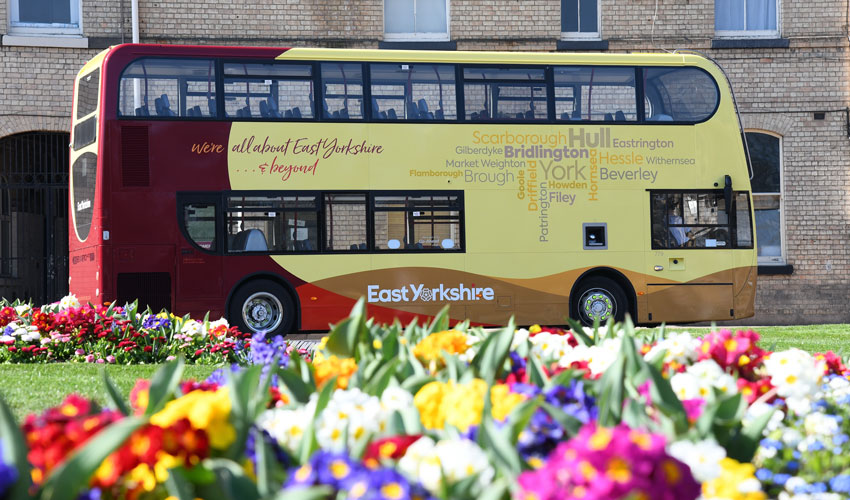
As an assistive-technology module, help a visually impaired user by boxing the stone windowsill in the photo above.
[2,34,89,48]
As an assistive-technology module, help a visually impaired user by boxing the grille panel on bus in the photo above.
[116,272,171,312]
[121,126,150,187]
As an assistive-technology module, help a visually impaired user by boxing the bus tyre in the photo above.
[573,277,627,327]
[229,279,295,336]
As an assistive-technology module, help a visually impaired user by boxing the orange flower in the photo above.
[314,355,358,389]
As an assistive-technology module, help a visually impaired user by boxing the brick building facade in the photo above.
[1,0,848,323]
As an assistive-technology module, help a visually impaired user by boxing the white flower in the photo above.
[679,359,738,400]
[0,335,14,343]
[257,407,309,453]
[744,401,785,434]
[781,428,803,448]
[671,372,701,400]
[529,331,572,364]
[314,388,384,451]
[20,328,40,342]
[763,349,824,401]
[667,438,726,483]
[380,385,414,412]
[14,304,30,316]
[398,437,494,494]
[804,412,840,437]
[180,319,206,338]
[644,331,700,365]
[57,294,81,311]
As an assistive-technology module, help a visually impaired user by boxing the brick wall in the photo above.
[1,0,849,323]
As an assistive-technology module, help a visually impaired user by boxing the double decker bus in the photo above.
[69,44,756,335]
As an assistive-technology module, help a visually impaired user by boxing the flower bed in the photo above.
[0,297,848,500]
[0,295,253,364]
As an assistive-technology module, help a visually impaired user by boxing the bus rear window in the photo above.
[77,69,100,119]
[643,67,718,122]
[119,58,218,118]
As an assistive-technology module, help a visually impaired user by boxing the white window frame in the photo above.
[714,0,779,39]
[747,130,786,266]
[560,0,601,41]
[8,0,82,36]
[383,0,450,42]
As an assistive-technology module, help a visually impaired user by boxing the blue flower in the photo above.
[760,438,783,450]
[2,325,13,336]
[76,488,101,500]
[830,474,850,493]
[786,460,799,472]
[834,433,850,446]
[808,440,825,452]
[772,473,791,486]
[810,482,827,493]
[369,467,412,500]
[755,468,773,481]
[245,427,289,470]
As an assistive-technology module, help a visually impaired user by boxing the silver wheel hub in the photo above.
[242,292,283,333]
[580,289,615,322]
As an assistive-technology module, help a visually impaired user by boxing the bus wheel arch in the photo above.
[226,274,300,336]
[569,268,636,326]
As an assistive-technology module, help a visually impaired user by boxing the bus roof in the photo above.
[277,47,705,67]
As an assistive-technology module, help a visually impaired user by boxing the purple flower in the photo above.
[0,441,17,496]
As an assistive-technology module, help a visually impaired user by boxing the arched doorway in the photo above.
[0,132,69,304]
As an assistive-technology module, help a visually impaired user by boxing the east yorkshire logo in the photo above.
[367,283,495,303]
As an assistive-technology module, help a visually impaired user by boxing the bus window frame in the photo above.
[371,190,465,253]
[115,55,721,126]
[117,56,221,120]
[223,190,322,255]
[648,189,754,250]
[177,192,223,254]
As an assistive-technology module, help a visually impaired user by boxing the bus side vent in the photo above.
[121,126,150,187]
[117,272,170,312]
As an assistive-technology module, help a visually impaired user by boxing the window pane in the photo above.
[746,132,780,193]
[72,152,97,241]
[464,68,548,121]
[579,0,598,32]
[77,69,99,119]
[374,194,462,250]
[119,58,217,118]
[735,192,754,248]
[321,64,364,120]
[385,0,415,33]
[416,0,448,33]
[754,194,781,257]
[324,194,367,251]
[561,0,578,32]
[715,0,745,30]
[643,67,718,122]
[223,64,313,120]
[227,195,318,252]
[747,0,776,30]
[555,67,636,121]
[370,63,456,120]
[184,204,217,251]
[651,191,730,249]
[19,0,72,24]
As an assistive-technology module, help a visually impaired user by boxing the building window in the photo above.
[715,0,778,38]
[9,0,81,35]
[384,0,449,41]
[746,131,784,264]
[561,0,600,40]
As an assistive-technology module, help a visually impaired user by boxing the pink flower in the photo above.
[106,355,116,364]
[166,355,176,361]
[75,348,86,356]
[85,354,95,363]
[682,398,705,423]
[96,358,105,364]
[698,329,766,377]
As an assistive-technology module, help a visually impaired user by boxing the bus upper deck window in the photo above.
[643,67,718,123]
[119,58,218,119]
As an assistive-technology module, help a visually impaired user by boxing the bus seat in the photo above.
[300,239,314,251]
[380,111,387,119]
[516,113,524,119]
[259,101,270,117]
[208,99,217,116]
[406,99,419,119]
[615,110,627,121]
[417,99,429,114]
[339,108,349,119]
[191,105,202,116]
[156,94,176,116]
[242,105,252,118]
[560,112,570,120]
[358,243,367,250]
[284,109,293,118]
[372,97,381,119]
[292,107,302,118]
[525,110,535,119]
[323,100,331,118]
[478,110,489,120]
[649,113,674,121]
[332,110,340,119]
[135,105,150,117]
[350,244,359,250]
[435,109,444,119]
[604,113,614,121]
[267,98,281,118]
[232,229,268,252]
[387,108,397,120]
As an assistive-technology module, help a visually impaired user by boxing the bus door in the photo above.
[646,191,735,323]
[176,193,223,311]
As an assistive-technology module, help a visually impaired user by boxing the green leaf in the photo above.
[427,305,451,334]
[730,405,775,462]
[226,365,272,460]
[566,318,594,346]
[540,401,583,437]
[470,318,516,384]
[144,357,185,416]
[273,486,334,500]
[252,428,274,497]
[0,394,31,500]
[596,355,625,426]
[507,398,540,446]
[644,364,688,434]
[164,467,196,500]
[325,298,366,359]
[545,369,579,391]
[400,374,435,395]
[101,369,131,416]
[479,417,521,477]
[276,368,312,404]
[363,359,399,397]
[478,477,510,500]
[298,376,336,463]
[40,417,146,500]
[526,354,549,388]
[199,458,260,500]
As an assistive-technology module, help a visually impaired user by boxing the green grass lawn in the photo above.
[0,324,848,421]
[0,363,218,422]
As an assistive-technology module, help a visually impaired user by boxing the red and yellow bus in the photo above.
[69,44,756,335]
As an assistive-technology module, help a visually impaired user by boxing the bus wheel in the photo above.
[573,276,627,327]
[229,279,295,336]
